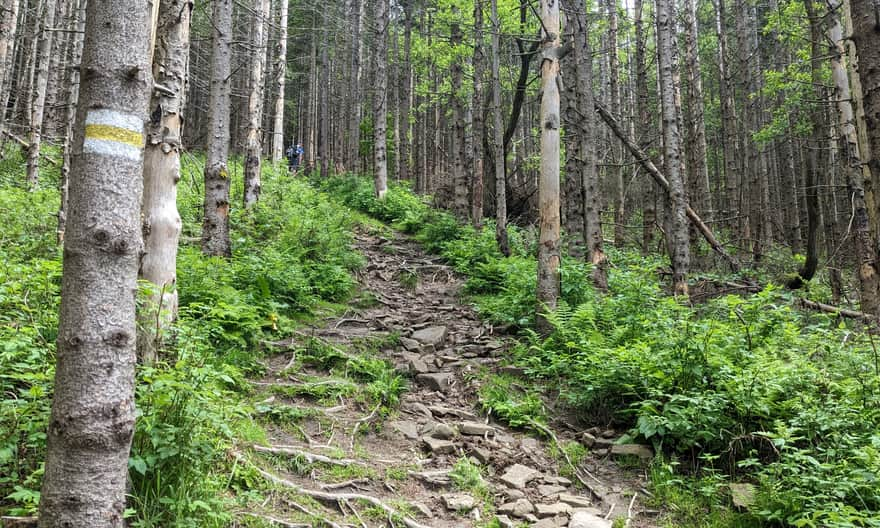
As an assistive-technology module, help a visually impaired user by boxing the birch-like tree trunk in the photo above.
[450,16,469,219]
[372,0,388,198]
[202,0,233,257]
[270,0,288,162]
[655,0,690,296]
[243,0,270,207]
[24,0,56,188]
[0,0,21,132]
[536,0,561,333]
[38,0,151,524]
[683,0,710,218]
[605,0,626,247]
[635,0,655,255]
[138,0,191,363]
[400,0,412,182]
[490,0,508,255]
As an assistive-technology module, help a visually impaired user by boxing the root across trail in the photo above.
[241,228,655,527]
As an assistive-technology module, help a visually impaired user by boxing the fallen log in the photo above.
[592,102,741,273]
[798,298,877,322]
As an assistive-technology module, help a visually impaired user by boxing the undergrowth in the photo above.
[0,147,363,526]
[319,173,880,528]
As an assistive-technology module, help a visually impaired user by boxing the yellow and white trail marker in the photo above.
[83,109,144,161]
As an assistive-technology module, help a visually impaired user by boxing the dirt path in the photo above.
[241,228,654,528]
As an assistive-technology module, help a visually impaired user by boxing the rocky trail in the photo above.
[239,228,655,528]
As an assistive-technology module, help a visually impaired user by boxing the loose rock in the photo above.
[497,498,535,518]
[411,326,448,346]
[442,493,476,511]
[569,510,612,528]
[422,435,456,455]
[499,463,542,489]
[536,503,571,518]
[459,421,496,436]
[415,372,453,392]
[610,443,654,462]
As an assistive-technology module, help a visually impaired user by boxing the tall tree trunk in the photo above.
[138,0,191,364]
[450,15,468,219]
[400,0,412,182]
[789,0,824,288]
[572,4,608,291]
[472,0,484,227]
[490,0,508,255]
[373,0,388,198]
[635,0,655,255]
[683,0,710,218]
[270,0,288,162]
[536,0,561,333]
[24,0,56,188]
[319,25,330,178]
[656,0,689,296]
[38,0,151,524]
[605,0,625,247]
[201,0,233,257]
[0,0,22,133]
[714,0,741,230]
[243,0,269,207]
[57,0,84,246]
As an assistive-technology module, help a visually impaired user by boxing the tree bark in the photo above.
[472,0,485,228]
[536,0,562,334]
[24,0,56,188]
[56,0,84,246]
[605,0,626,247]
[201,0,233,257]
[683,0,710,219]
[139,0,191,364]
[373,0,388,198]
[38,0,152,524]
[655,0,690,296]
[450,15,468,219]
[571,4,607,291]
[490,0,509,255]
[243,0,270,207]
[0,0,21,133]
[271,0,288,162]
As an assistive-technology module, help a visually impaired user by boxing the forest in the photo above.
[1,0,880,526]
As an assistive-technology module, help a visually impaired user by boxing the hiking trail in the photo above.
[240,227,656,528]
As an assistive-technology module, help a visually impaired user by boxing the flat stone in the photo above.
[422,436,456,455]
[411,502,433,518]
[415,372,453,392]
[538,484,567,497]
[400,337,421,351]
[534,515,570,528]
[411,326,448,346]
[460,421,496,436]
[497,498,535,518]
[503,489,526,500]
[569,510,612,528]
[499,463,542,489]
[550,476,573,486]
[495,515,516,528]
[470,446,492,464]
[389,420,419,440]
[521,437,541,451]
[536,503,571,518]
[498,365,526,377]
[442,493,476,511]
[581,432,597,447]
[610,444,654,462]
[593,437,614,449]
[430,423,457,440]
[558,494,592,508]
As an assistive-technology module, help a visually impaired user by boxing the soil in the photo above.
[242,227,658,528]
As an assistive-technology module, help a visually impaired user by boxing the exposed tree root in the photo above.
[234,451,434,528]
[253,444,362,467]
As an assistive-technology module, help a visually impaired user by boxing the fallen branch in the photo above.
[625,494,638,527]
[252,445,362,467]
[234,451,433,528]
[320,478,370,491]
[798,299,877,322]
[592,102,740,273]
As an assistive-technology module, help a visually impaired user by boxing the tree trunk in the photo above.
[450,16,468,219]
[400,0,412,182]
[472,0,484,228]
[56,0,84,246]
[138,0,191,364]
[319,25,330,178]
[243,0,269,207]
[536,0,562,334]
[490,0,508,255]
[373,0,388,198]
[683,0,710,219]
[270,0,288,162]
[655,0,690,296]
[24,0,56,188]
[201,0,233,257]
[38,0,151,524]
[605,0,626,247]
[0,0,22,132]
[634,0,655,256]
[571,4,608,291]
